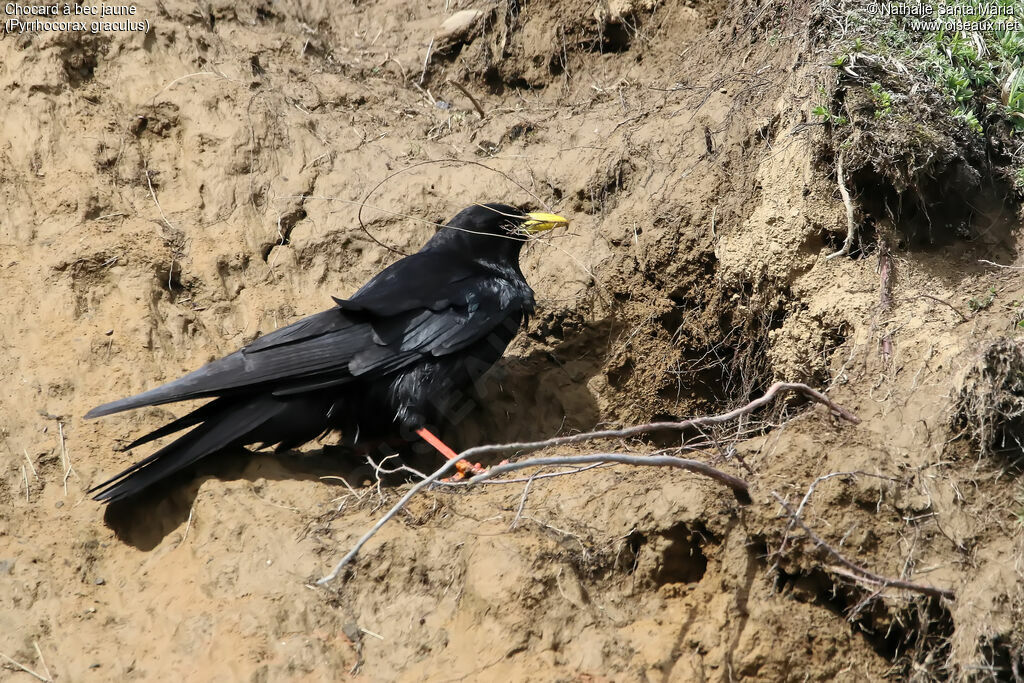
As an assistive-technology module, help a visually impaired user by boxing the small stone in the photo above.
[105,329,114,336]
[95,577,105,586]
[342,622,361,642]
[0,560,13,575]
[437,9,484,43]
[55,501,64,509]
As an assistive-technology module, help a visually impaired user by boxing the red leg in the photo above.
[415,427,484,478]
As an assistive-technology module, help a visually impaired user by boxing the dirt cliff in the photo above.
[2,0,1023,680]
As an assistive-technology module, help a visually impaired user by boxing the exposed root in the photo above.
[878,237,894,363]
[317,381,858,584]
[771,492,955,601]
[826,148,858,260]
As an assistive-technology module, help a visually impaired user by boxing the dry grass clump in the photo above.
[954,337,1024,462]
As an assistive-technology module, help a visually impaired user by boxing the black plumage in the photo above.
[86,203,568,502]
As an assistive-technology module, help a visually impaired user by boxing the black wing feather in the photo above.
[85,256,523,419]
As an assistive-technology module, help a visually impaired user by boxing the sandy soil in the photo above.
[3,0,1024,680]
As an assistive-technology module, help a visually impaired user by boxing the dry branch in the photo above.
[445,79,486,119]
[468,453,751,502]
[878,238,894,362]
[317,381,857,584]
[451,381,858,465]
[771,492,955,601]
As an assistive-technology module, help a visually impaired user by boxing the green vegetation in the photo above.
[969,285,997,312]
[812,104,849,126]
[869,81,893,118]
[831,0,1024,175]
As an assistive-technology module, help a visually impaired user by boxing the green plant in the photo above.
[870,82,893,118]
[836,0,1024,144]
[812,105,848,126]
[953,106,984,134]
[970,286,997,312]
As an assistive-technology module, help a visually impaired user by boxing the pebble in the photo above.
[437,9,484,43]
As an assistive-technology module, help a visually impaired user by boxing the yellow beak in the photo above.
[523,211,570,234]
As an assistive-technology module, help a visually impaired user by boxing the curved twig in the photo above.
[316,382,856,584]
[771,493,955,601]
[467,453,750,501]
[452,381,858,465]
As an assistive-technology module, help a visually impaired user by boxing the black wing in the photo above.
[85,253,528,418]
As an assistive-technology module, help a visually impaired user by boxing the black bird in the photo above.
[86,203,569,502]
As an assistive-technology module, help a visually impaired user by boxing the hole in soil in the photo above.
[260,208,307,262]
[620,531,646,574]
[581,21,634,53]
[652,522,708,586]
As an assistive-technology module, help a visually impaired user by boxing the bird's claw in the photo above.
[443,459,486,481]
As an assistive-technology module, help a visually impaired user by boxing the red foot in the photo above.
[415,427,485,479]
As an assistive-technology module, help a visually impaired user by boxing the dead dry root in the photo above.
[318,382,862,583]
[954,337,1024,463]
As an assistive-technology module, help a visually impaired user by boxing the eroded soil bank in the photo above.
[3,0,1023,680]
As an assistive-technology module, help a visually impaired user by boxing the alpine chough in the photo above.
[86,203,569,502]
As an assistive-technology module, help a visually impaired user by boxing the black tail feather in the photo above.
[122,398,229,451]
[90,398,286,502]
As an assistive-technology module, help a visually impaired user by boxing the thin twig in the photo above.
[32,643,51,683]
[23,448,37,478]
[978,259,1024,270]
[0,651,50,682]
[145,169,179,292]
[777,471,901,559]
[320,475,365,502]
[317,457,498,584]
[353,159,551,256]
[509,471,541,530]
[469,453,751,501]
[317,382,856,583]
[910,294,968,323]
[145,169,176,232]
[440,463,606,487]
[445,79,486,119]
[826,148,857,260]
[58,421,72,496]
[418,38,434,85]
[771,492,955,600]
[178,494,198,549]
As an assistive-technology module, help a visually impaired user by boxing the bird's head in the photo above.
[424,202,570,263]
